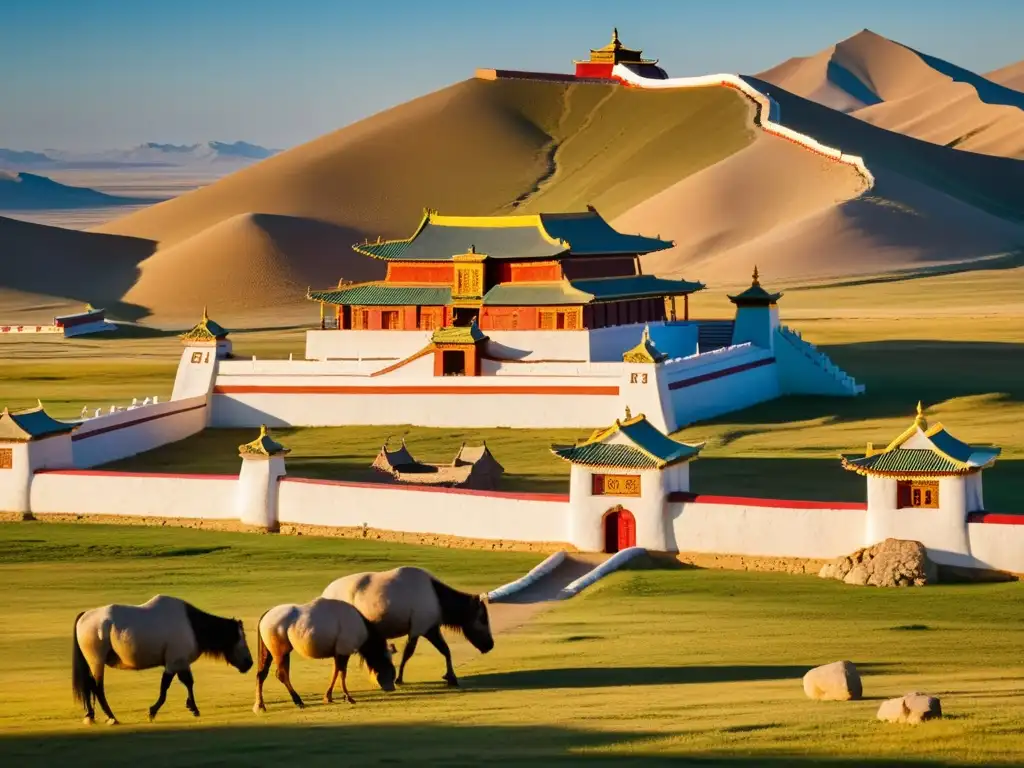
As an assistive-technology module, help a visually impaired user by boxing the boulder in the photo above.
[877,693,942,724]
[802,660,862,701]
[819,539,937,587]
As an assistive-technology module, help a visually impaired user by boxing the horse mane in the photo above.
[184,602,239,662]
[430,577,480,634]
[356,615,394,678]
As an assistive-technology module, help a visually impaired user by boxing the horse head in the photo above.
[463,594,494,654]
[229,619,254,673]
[360,627,397,692]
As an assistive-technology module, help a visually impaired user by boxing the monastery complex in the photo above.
[0,31,1019,580]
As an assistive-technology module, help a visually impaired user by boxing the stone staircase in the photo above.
[777,325,865,395]
[696,320,735,352]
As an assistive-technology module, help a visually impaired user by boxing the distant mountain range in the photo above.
[0,141,281,170]
[0,171,160,210]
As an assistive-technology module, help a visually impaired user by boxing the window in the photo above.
[539,310,556,330]
[0,448,11,470]
[592,474,641,497]
[419,308,436,331]
[441,350,466,376]
[381,310,400,330]
[897,481,939,509]
[353,309,370,330]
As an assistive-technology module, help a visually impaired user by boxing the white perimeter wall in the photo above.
[278,478,570,542]
[71,395,208,468]
[968,523,1024,574]
[664,346,779,427]
[668,499,868,559]
[30,471,237,519]
[306,330,432,362]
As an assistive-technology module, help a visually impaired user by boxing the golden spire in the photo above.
[259,424,268,437]
[612,27,620,45]
[914,401,927,429]
[752,265,760,287]
[624,405,631,420]
[202,305,209,323]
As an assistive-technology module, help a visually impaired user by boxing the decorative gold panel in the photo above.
[592,474,641,497]
[0,448,12,470]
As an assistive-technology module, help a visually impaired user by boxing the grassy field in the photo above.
[0,523,1022,766]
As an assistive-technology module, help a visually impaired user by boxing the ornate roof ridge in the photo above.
[238,424,290,457]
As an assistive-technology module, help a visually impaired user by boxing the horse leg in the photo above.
[276,652,305,709]
[336,655,356,704]
[324,658,340,704]
[177,668,200,717]
[148,671,174,721]
[423,626,459,687]
[395,635,419,685]
[92,668,118,726]
[254,642,273,714]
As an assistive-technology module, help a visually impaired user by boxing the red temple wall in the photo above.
[386,262,454,284]
[575,62,615,79]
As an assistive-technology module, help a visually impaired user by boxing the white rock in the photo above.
[803,661,862,701]
[877,693,942,724]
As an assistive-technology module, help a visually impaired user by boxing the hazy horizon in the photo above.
[3,0,1022,152]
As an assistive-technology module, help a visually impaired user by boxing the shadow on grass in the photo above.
[0,722,979,767]
[464,663,891,691]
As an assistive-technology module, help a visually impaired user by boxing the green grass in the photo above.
[0,523,1022,766]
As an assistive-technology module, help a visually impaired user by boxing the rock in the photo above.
[819,539,937,587]
[844,564,870,586]
[877,693,942,724]
[802,661,862,701]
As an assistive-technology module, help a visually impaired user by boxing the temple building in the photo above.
[573,28,667,80]
[308,208,703,334]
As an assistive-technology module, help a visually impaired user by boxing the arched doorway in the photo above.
[603,506,636,553]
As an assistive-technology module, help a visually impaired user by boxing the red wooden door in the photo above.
[618,509,636,550]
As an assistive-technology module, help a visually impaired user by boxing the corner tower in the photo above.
[728,267,781,351]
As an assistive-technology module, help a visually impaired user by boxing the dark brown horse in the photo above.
[322,566,493,687]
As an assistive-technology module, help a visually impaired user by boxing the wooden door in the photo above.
[603,507,637,552]
[617,509,636,550]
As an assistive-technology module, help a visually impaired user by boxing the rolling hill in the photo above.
[2,43,1022,325]
[987,60,1024,92]
[757,30,1024,159]
[0,171,157,211]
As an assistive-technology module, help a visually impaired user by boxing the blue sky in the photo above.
[2,0,1021,151]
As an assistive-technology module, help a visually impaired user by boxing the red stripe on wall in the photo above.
[968,512,1024,525]
[667,357,775,391]
[214,385,619,396]
[35,469,236,480]
[71,403,207,441]
[282,476,570,502]
[668,491,866,510]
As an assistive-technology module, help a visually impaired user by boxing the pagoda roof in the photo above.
[622,325,668,364]
[728,267,782,306]
[310,283,451,307]
[431,323,488,345]
[353,209,673,263]
[0,402,78,442]
[576,28,658,65]
[180,308,228,342]
[841,403,1000,478]
[238,425,290,458]
[481,275,704,306]
[551,408,703,469]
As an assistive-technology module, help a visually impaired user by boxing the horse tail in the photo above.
[71,611,92,705]
[255,609,270,670]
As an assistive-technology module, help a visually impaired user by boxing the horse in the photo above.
[322,566,493,687]
[254,597,397,713]
[72,595,253,725]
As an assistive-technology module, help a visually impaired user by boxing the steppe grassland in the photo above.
[0,523,1021,766]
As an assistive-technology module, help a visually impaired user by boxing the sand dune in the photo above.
[757,30,1024,159]
[987,61,1024,92]
[0,216,153,318]
[0,171,155,211]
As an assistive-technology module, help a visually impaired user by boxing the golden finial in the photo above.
[914,401,927,428]
[36,398,43,409]
[469,244,476,254]
[85,303,94,312]
[202,305,209,323]
[752,266,760,286]
[612,27,620,44]
[624,405,631,420]
[259,424,268,437]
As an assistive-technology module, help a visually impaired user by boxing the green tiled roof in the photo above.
[353,210,673,262]
[431,323,488,344]
[310,284,452,306]
[728,267,781,306]
[0,403,77,441]
[844,449,964,475]
[550,443,662,469]
[551,410,704,469]
[482,276,703,306]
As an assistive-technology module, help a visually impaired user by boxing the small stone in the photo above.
[803,661,862,701]
[877,693,941,724]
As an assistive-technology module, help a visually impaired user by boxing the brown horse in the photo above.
[254,598,396,713]
[322,566,493,687]
[72,595,253,725]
